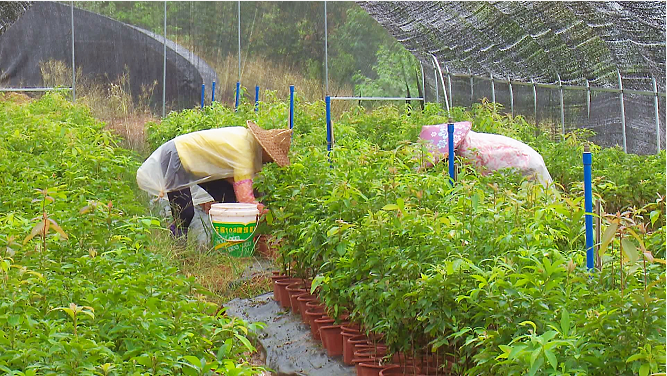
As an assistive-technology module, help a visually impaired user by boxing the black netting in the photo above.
[0,1,215,111]
[358,1,665,89]
[357,1,666,154]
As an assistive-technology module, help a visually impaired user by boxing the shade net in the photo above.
[358,1,666,154]
[0,1,217,112]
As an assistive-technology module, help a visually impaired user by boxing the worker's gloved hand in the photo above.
[233,179,257,202]
[256,202,269,216]
[234,179,268,215]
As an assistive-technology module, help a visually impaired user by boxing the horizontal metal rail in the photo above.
[0,87,72,92]
[447,72,666,97]
[330,96,425,101]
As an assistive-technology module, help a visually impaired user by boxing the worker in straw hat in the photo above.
[136,120,292,239]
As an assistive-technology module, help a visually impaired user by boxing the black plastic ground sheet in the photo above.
[225,293,355,376]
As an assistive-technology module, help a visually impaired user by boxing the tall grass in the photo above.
[38,54,356,154]
[207,53,355,113]
[40,60,155,154]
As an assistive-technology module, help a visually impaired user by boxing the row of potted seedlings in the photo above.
[271,272,452,376]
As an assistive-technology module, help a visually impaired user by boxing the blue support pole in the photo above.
[326,96,332,164]
[235,81,241,110]
[583,144,594,270]
[211,81,216,103]
[448,122,455,186]
[201,84,205,109]
[289,85,295,130]
[255,85,260,112]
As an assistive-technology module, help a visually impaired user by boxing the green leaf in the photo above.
[80,309,95,320]
[626,353,644,363]
[234,334,255,352]
[639,363,650,376]
[544,349,558,370]
[335,243,346,256]
[598,221,618,257]
[530,347,542,367]
[508,345,527,361]
[23,221,45,244]
[621,238,639,263]
[519,321,537,333]
[183,356,202,369]
[134,355,152,368]
[650,210,660,226]
[541,330,558,342]
[528,351,544,376]
[217,341,232,360]
[7,315,20,326]
[310,275,325,294]
[326,226,339,237]
[397,198,405,210]
[560,308,570,336]
[496,345,512,359]
[382,204,399,211]
[182,367,199,376]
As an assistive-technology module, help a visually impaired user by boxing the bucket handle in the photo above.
[208,209,260,245]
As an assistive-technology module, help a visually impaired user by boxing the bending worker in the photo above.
[136,120,292,239]
[419,121,552,187]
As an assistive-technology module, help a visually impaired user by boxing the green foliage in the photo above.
[0,93,265,375]
[353,41,422,101]
[144,91,665,375]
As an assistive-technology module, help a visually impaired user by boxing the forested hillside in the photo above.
[74,1,421,100]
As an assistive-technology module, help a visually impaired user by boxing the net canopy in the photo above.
[357,1,665,91]
[357,1,666,154]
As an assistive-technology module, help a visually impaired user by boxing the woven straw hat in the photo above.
[247,120,292,167]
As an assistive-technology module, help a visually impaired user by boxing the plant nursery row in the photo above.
[2,90,663,376]
[149,95,665,375]
[0,93,265,375]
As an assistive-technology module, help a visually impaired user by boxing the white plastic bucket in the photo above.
[209,203,259,257]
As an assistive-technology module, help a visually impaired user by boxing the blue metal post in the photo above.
[201,84,205,109]
[583,144,594,270]
[255,85,260,112]
[289,85,295,130]
[326,96,332,164]
[448,122,455,186]
[211,81,216,103]
[235,81,241,110]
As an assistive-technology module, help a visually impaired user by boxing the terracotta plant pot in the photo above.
[378,365,422,376]
[418,359,453,376]
[286,282,308,313]
[256,235,274,259]
[305,300,325,311]
[341,323,361,335]
[275,278,301,308]
[355,361,395,376]
[271,272,289,301]
[343,333,368,366]
[304,306,325,325]
[296,294,318,322]
[304,309,325,339]
[289,292,308,314]
[352,347,388,365]
[313,316,335,342]
[319,324,343,357]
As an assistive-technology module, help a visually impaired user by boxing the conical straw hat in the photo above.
[247,120,292,167]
